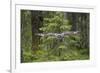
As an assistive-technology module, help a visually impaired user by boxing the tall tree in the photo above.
[21,10,32,62]
[79,13,89,49]
[31,11,43,51]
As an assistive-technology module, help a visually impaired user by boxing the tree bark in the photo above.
[31,11,43,51]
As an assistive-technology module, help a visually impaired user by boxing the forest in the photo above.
[21,10,90,63]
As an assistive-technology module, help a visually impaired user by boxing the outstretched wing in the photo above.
[35,31,79,37]
[62,31,79,36]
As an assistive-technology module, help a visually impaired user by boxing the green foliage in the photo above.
[21,10,32,62]
[40,12,71,33]
[22,50,33,62]
[21,11,89,63]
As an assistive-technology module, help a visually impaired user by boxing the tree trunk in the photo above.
[31,11,43,51]
[79,13,89,49]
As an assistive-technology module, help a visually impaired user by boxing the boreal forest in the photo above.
[21,10,89,63]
